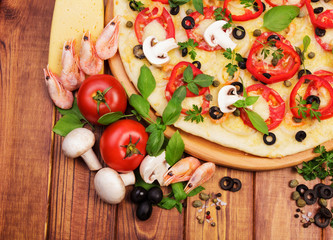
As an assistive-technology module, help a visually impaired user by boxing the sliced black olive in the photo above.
[209,106,223,120]
[262,2,266,12]
[319,207,333,218]
[315,28,326,37]
[306,95,320,105]
[263,132,276,145]
[232,26,246,40]
[260,81,267,85]
[314,7,324,14]
[296,184,308,197]
[130,186,148,204]
[238,58,247,69]
[230,178,242,192]
[253,2,265,12]
[147,187,163,204]
[129,1,139,11]
[181,48,188,57]
[314,183,326,197]
[219,177,234,190]
[295,131,307,142]
[136,200,153,221]
[297,69,312,79]
[267,34,280,42]
[133,45,145,59]
[311,0,320,2]
[192,60,201,69]
[319,185,333,199]
[303,189,317,205]
[314,212,330,228]
[182,16,195,30]
[170,6,180,15]
[231,82,243,95]
[262,73,271,79]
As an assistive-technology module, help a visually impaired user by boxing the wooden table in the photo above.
[0,0,332,239]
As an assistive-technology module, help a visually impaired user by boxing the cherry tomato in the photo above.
[100,119,148,173]
[77,74,127,125]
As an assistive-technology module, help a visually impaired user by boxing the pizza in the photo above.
[113,0,333,158]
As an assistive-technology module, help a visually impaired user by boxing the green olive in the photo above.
[126,21,133,28]
[289,179,299,188]
[307,52,315,59]
[253,29,261,37]
[212,80,220,87]
[292,191,300,200]
[296,198,306,207]
[192,200,203,208]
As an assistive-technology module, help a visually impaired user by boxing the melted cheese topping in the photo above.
[142,20,167,42]
[252,96,270,121]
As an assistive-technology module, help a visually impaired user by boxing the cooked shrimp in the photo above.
[79,32,103,75]
[163,157,201,186]
[184,162,215,194]
[60,40,85,91]
[95,16,121,60]
[44,66,74,109]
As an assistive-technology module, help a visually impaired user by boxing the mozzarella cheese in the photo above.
[142,20,167,42]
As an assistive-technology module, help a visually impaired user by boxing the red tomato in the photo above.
[265,0,305,8]
[223,0,264,21]
[100,119,148,173]
[305,0,333,29]
[77,75,127,125]
[314,70,333,84]
[240,84,285,131]
[152,0,169,4]
[134,7,175,44]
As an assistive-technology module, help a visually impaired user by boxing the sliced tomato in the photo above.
[251,32,293,49]
[265,0,305,8]
[314,70,333,84]
[240,84,285,131]
[223,0,263,21]
[165,61,210,114]
[134,7,175,44]
[314,29,333,51]
[305,0,333,29]
[290,75,333,120]
[152,0,169,4]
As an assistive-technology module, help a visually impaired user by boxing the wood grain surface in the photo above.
[1,0,333,239]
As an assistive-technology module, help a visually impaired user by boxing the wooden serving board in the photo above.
[105,0,333,170]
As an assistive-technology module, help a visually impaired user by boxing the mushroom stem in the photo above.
[81,148,102,171]
[120,171,135,186]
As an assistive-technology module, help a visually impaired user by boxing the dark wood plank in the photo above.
[0,0,55,238]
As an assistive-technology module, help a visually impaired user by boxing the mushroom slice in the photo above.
[218,85,244,113]
[204,20,236,50]
[142,36,178,67]
[140,151,169,186]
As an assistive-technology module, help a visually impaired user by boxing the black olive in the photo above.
[296,184,308,197]
[232,26,246,40]
[263,132,276,145]
[129,1,140,11]
[182,16,195,30]
[133,45,145,59]
[130,186,148,204]
[147,187,163,204]
[297,69,312,79]
[303,189,317,205]
[209,106,223,120]
[295,131,307,142]
[267,34,280,42]
[262,2,266,12]
[192,61,201,69]
[136,201,153,221]
[314,183,326,197]
[260,81,267,85]
[314,212,330,228]
[230,178,242,192]
[306,95,320,106]
[311,0,319,2]
[170,6,180,15]
[181,47,188,57]
[319,207,333,218]
[231,82,243,95]
[262,73,271,79]
[314,7,324,14]
[219,177,234,190]
[253,2,265,12]
[319,185,333,199]
[238,58,247,69]
[315,28,326,37]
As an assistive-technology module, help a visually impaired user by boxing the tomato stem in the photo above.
[92,87,113,115]
[120,135,143,158]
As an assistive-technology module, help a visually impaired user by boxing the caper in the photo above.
[271,58,279,66]
[283,80,292,87]
[319,198,327,207]
[199,192,210,201]
[289,179,299,188]
[126,21,133,28]
[253,29,262,37]
[205,94,213,101]
[186,9,193,15]
[212,80,220,87]
[211,222,216,227]
[309,218,315,223]
[307,52,315,59]
[292,191,300,200]
[296,198,306,207]
[292,117,302,123]
[192,200,203,208]
[198,219,204,224]
[233,109,241,117]
[212,198,218,203]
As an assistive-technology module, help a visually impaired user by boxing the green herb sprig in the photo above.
[240,0,256,8]
[222,48,244,77]
[297,35,311,72]
[256,40,284,62]
[182,65,214,95]
[292,94,321,121]
[178,39,199,61]
[184,104,204,123]
[128,0,145,11]
[169,0,203,14]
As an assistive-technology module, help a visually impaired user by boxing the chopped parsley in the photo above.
[222,48,244,77]
[178,39,199,60]
[292,94,321,121]
[185,105,204,123]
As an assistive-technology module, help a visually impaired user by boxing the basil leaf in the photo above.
[166,131,185,166]
[303,35,311,53]
[244,109,269,135]
[172,182,187,201]
[175,202,183,213]
[172,86,187,103]
[162,98,183,126]
[134,170,158,190]
[129,94,150,119]
[193,74,214,87]
[158,197,178,209]
[146,129,165,156]
[263,6,300,32]
[168,0,190,7]
[193,0,204,15]
[183,66,193,83]
[52,113,84,137]
[187,82,199,95]
[245,96,259,106]
[97,112,124,125]
[56,98,84,119]
[137,65,156,99]
[233,99,245,108]
[187,186,205,197]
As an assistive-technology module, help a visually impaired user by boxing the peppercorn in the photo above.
[292,191,300,200]
[296,208,301,212]
[212,80,220,87]
[319,198,327,207]
[206,211,211,215]
[206,215,211,219]
[199,193,210,201]
[289,179,299,188]
[253,29,261,37]
[307,52,315,59]
[216,193,222,197]
[126,21,133,28]
[186,9,193,15]
[303,223,309,228]
[216,206,221,210]
[296,198,306,207]
[283,80,292,87]
[294,214,299,218]
[192,200,202,208]
[211,222,216,227]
